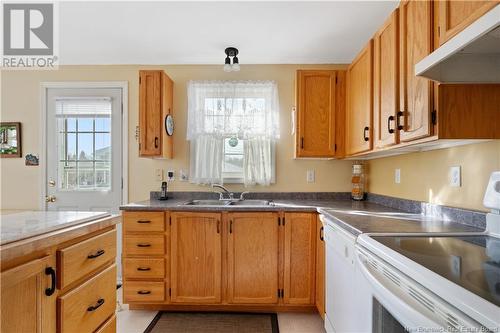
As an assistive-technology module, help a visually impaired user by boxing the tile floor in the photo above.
[116,290,326,333]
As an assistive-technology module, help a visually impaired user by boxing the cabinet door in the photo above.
[346,41,373,155]
[139,70,162,156]
[296,70,337,158]
[227,212,279,304]
[315,217,325,319]
[399,0,433,142]
[1,255,56,333]
[283,213,316,305]
[374,9,400,149]
[170,212,222,304]
[438,0,499,45]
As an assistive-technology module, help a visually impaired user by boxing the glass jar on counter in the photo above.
[351,162,365,201]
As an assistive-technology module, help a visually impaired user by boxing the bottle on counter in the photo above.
[351,162,365,201]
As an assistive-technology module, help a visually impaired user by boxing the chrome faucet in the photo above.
[240,191,250,200]
[212,184,234,200]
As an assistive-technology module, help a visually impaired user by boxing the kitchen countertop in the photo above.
[121,198,484,235]
[0,211,111,245]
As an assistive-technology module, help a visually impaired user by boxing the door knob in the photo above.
[48,180,56,187]
[45,195,56,203]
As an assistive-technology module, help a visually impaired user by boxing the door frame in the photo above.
[39,81,128,210]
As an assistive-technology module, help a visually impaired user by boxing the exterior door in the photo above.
[45,87,123,213]
[399,0,433,142]
[170,212,222,304]
[227,212,279,304]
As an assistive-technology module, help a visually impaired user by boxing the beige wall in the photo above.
[367,141,500,212]
[0,65,353,209]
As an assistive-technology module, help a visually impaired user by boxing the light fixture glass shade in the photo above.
[223,63,232,72]
[232,63,240,71]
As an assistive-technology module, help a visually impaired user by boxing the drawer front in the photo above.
[95,315,116,333]
[123,211,165,232]
[124,235,165,256]
[124,258,165,279]
[58,229,116,289]
[124,281,165,302]
[58,265,116,333]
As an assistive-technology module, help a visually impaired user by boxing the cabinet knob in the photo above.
[387,116,395,134]
[363,127,370,142]
[154,137,159,148]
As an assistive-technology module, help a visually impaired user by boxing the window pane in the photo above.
[66,118,77,132]
[77,133,93,160]
[59,161,77,190]
[77,161,94,188]
[95,133,111,160]
[95,161,111,189]
[223,155,243,173]
[95,118,110,132]
[78,118,93,132]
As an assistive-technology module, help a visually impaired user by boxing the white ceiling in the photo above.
[59,1,398,65]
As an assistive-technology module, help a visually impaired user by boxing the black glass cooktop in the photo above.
[372,235,500,307]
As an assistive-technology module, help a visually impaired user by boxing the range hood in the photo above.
[416,5,500,83]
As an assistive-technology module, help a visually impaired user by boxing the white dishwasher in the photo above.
[322,214,365,333]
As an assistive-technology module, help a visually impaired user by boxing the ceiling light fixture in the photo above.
[223,47,240,72]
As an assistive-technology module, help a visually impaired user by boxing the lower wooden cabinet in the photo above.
[227,212,280,304]
[0,255,57,333]
[283,213,316,305]
[170,212,222,304]
[122,210,321,312]
[315,216,326,319]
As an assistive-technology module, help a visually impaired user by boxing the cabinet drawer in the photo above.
[124,235,165,256]
[124,258,165,279]
[58,265,116,333]
[58,229,116,289]
[123,211,165,232]
[124,281,165,302]
[95,315,116,333]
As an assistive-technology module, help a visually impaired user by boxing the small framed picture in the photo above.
[0,122,22,158]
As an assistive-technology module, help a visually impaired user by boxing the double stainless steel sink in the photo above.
[181,199,272,207]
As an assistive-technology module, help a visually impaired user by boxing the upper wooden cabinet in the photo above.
[295,70,346,158]
[437,0,499,45]
[139,70,173,158]
[170,212,222,304]
[374,9,400,149]
[227,212,280,304]
[346,40,373,155]
[399,0,433,143]
[283,213,316,305]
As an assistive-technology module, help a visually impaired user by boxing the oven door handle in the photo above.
[355,248,464,331]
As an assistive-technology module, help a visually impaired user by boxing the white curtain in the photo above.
[187,80,280,186]
[243,137,272,186]
[189,135,224,185]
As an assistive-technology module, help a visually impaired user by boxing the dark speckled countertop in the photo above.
[120,194,484,236]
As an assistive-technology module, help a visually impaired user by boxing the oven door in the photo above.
[356,245,456,332]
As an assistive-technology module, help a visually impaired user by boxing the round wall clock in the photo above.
[165,114,174,136]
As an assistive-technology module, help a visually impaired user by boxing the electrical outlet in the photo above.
[167,170,175,181]
[179,169,189,182]
[307,170,315,183]
[154,169,163,181]
[395,169,401,184]
[450,166,461,187]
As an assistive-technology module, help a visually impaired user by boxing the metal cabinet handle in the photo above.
[319,226,324,241]
[45,267,56,296]
[137,267,151,271]
[137,220,151,224]
[87,249,105,259]
[137,243,151,248]
[229,220,233,234]
[137,290,151,295]
[397,111,404,130]
[154,137,159,148]
[363,126,370,142]
[87,298,105,312]
[387,116,395,134]
[217,220,220,234]
[300,137,304,149]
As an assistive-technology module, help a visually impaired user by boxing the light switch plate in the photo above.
[179,169,188,182]
[395,169,401,184]
[307,170,315,183]
[167,170,175,181]
[450,166,461,187]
